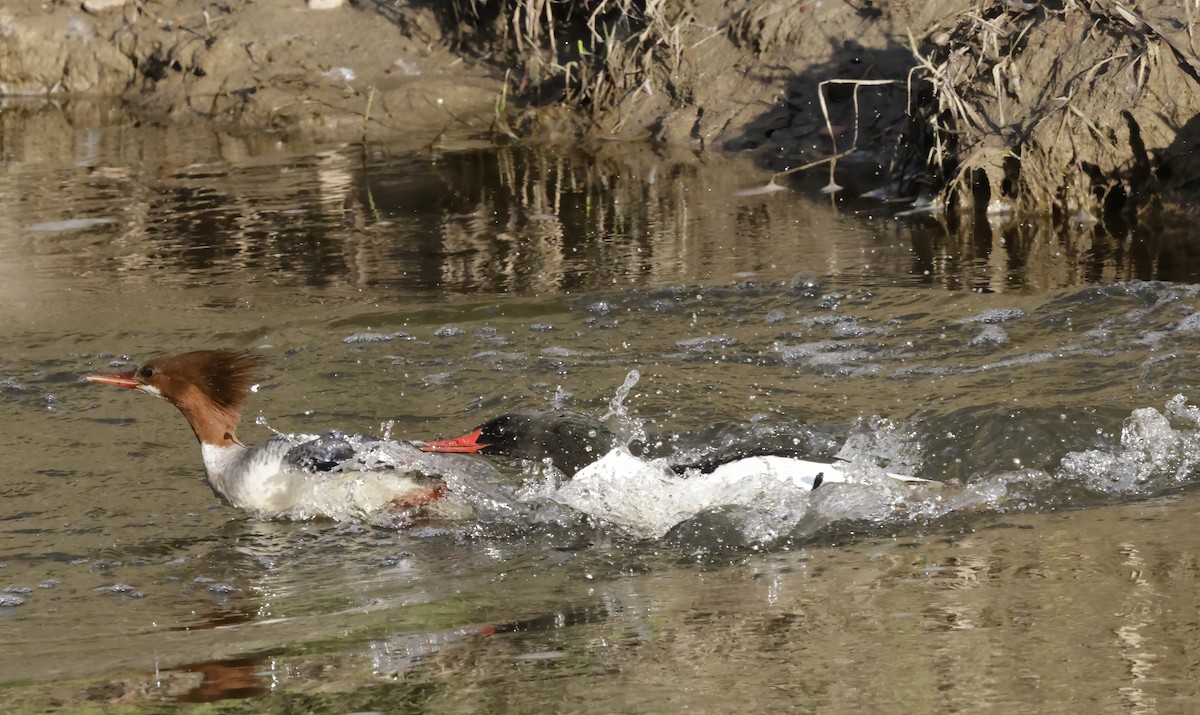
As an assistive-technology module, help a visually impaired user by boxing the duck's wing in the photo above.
[282,431,388,473]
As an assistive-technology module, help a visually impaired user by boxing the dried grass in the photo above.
[903,0,1200,217]
[451,0,691,115]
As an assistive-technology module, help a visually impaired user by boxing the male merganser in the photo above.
[86,350,451,525]
[422,411,618,477]
[422,410,931,490]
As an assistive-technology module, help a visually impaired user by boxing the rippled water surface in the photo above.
[5,103,1200,712]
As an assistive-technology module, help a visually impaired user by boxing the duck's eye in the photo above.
[137,365,156,380]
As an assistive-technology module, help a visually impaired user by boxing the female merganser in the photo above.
[86,350,450,525]
[422,410,931,490]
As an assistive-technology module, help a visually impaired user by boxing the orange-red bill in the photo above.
[420,428,487,453]
[86,371,139,389]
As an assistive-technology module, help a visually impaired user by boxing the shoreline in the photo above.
[3,0,1199,219]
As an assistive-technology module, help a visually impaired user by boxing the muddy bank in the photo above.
[914,2,1200,219]
[0,0,503,149]
[2,0,1199,218]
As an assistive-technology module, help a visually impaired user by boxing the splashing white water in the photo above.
[534,446,931,540]
[601,369,646,445]
[254,414,288,437]
[1059,394,1200,492]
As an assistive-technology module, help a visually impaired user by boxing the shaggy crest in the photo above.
[143,349,262,416]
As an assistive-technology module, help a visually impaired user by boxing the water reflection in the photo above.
[5,103,1200,294]
[907,213,1167,291]
[198,504,1200,715]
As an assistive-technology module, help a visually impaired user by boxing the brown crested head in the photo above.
[89,349,263,446]
[138,350,263,413]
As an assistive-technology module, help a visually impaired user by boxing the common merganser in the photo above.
[422,410,931,490]
[86,350,451,525]
[422,411,618,477]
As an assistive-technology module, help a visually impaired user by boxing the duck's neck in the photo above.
[200,440,251,494]
[170,385,253,502]
[171,384,244,449]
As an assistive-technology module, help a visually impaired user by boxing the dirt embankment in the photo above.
[0,0,503,148]
[2,0,1199,220]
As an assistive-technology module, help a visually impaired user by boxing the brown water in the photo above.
[4,102,1200,712]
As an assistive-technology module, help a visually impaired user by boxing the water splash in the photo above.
[549,384,572,410]
[541,447,934,541]
[835,416,922,477]
[601,369,645,445]
[254,414,287,437]
[605,369,640,415]
[1058,394,1200,492]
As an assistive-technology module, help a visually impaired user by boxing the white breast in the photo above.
[201,439,294,514]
